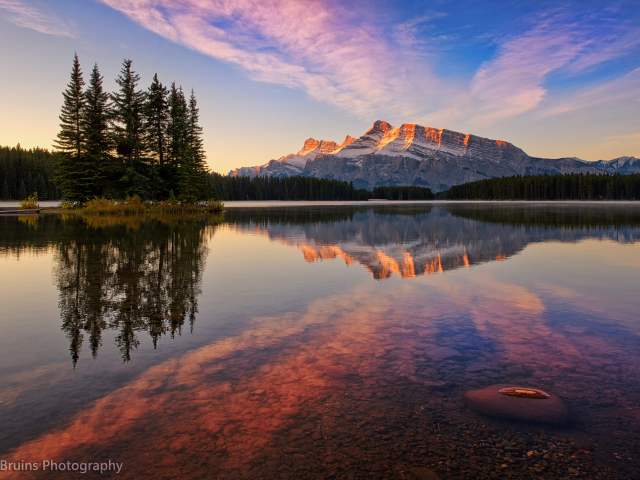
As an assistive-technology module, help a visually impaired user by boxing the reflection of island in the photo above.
[227,205,640,280]
[51,216,218,364]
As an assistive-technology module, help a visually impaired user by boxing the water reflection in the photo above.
[2,214,221,364]
[227,205,640,280]
[1,205,640,479]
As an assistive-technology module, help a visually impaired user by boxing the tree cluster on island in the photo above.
[54,54,216,203]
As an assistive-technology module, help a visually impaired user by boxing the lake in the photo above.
[0,203,639,479]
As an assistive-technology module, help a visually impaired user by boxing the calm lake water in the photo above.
[0,203,639,479]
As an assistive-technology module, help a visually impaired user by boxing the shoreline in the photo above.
[2,199,640,211]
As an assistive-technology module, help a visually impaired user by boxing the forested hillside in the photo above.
[0,145,62,200]
[440,172,640,200]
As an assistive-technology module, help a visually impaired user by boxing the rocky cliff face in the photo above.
[229,121,640,191]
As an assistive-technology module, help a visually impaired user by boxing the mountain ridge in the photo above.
[229,120,639,192]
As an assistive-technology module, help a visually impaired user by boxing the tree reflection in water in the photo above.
[52,214,221,365]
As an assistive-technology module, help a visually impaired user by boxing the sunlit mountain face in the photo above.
[229,121,640,191]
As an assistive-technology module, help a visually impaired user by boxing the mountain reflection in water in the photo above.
[227,205,640,280]
[0,205,639,480]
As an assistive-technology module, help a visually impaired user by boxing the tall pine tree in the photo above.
[166,83,189,193]
[178,89,207,203]
[81,63,111,199]
[54,53,86,200]
[54,53,85,156]
[111,59,147,164]
[144,73,168,166]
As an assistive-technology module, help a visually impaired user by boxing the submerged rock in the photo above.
[463,384,571,425]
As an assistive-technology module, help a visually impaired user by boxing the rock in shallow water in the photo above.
[463,384,571,425]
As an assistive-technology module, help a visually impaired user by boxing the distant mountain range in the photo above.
[229,120,639,192]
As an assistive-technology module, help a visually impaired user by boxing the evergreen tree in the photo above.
[37,174,48,200]
[111,59,147,164]
[187,89,206,170]
[54,53,86,200]
[177,89,207,202]
[54,53,85,156]
[1,179,9,200]
[144,73,169,166]
[167,83,189,192]
[81,63,111,199]
[18,180,26,199]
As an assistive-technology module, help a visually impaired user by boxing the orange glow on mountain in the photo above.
[496,254,507,261]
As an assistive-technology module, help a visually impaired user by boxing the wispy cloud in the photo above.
[538,67,640,119]
[101,1,639,127]
[0,0,74,37]
[101,0,444,118]
[422,10,640,128]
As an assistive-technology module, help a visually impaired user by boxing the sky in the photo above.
[0,0,639,174]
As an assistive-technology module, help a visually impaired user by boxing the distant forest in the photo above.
[0,145,63,200]
[207,172,640,201]
[440,172,640,201]
[208,173,439,201]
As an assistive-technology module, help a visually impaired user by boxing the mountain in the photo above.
[229,120,640,192]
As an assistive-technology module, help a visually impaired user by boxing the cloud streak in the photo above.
[101,1,639,128]
[101,0,442,118]
[0,0,73,37]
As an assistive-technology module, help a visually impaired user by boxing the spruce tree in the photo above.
[167,83,189,194]
[37,174,48,200]
[187,89,206,170]
[81,63,111,199]
[1,179,9,200]
[111,59,146,164]
[54,53,85,156]
[54,53,85,200]
[18,180,26,200]
[144,73,169,166]
[177,89,206,202]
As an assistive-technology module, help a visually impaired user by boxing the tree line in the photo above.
[439,172,640,201]
[54,53,213,202]
[209,173,371,200]
[0,145,63,200]
[207,173,438,201]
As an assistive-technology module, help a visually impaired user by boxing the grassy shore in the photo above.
[51,196,225,215]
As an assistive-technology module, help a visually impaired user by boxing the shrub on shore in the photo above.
[83,196,146,215]
[79,196,224,215]
[19,192,39,209]
[148,199,224,214]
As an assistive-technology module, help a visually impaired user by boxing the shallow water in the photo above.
[0,204,639,479]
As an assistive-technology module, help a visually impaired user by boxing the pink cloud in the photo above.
[101,0,441,118]
[102,2,639,129]
[0,0,74,37]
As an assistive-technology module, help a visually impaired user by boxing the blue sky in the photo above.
[0,0,638,174]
